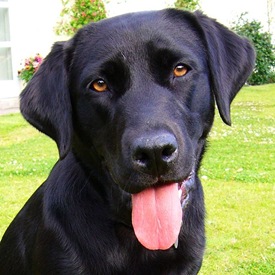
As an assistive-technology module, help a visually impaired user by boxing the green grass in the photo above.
[0,114,58,235]
[0,84,274,274]
[200,84,275,274]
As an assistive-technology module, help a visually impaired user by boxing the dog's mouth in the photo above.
[178,171,194,209]
[131,171,194,251]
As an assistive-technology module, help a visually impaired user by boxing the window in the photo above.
[0,1,13,80]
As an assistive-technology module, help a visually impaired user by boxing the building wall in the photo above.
[0,0,63,99]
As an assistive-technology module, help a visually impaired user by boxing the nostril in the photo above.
[161,144,178,162]
[134,150,150,166]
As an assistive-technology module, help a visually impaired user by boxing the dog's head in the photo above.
[21,9,255,250]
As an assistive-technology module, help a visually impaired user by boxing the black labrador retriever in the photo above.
[0,9,255,274]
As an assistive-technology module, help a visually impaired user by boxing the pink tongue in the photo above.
[132,183,182,250]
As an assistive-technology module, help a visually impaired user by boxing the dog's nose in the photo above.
[132,133,178,176]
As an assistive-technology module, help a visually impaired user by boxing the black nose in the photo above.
[132,133,178,176]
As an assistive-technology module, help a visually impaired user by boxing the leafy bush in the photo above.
[232,13,275,85]
[174,0,200,11]
[55,0,107,36]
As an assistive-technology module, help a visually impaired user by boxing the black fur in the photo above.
[0,9,255,274]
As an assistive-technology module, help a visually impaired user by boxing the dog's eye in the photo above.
[173,64,189,77]
[90,79,108,93]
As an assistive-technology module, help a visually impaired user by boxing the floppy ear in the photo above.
[194,11,255,125]
[20,42,72,159]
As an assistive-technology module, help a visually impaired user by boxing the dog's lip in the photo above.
[177,171,194,208]
[174,172,194,249]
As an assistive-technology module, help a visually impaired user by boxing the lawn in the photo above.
[0,84,274,274]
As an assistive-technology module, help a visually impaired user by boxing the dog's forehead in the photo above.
[75,10,201,59]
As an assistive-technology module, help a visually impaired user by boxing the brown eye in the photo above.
[173,64,189,77]
[91,79,108,92]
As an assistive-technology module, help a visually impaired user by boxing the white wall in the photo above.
[0,0,63,98]
[9,0,64,62]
